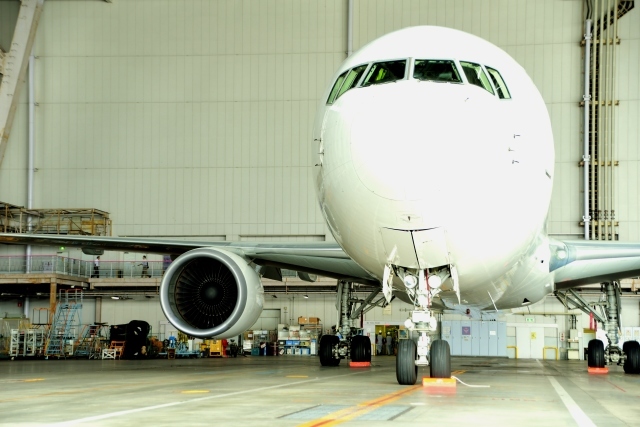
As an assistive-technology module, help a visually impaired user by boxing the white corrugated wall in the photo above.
[2,0,639,241]
[1,1,640,326]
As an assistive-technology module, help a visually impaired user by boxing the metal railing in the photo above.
[0,255,166,279]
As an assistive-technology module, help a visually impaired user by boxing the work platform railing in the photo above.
[0,255,166,279]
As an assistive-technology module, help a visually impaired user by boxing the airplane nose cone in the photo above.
[349,84,497,201]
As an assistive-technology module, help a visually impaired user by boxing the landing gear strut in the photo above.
[319,281,372,366]
[389,265,454,385]
[557,281,640,373]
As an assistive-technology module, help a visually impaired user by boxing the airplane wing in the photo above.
[551,239,640,289]
[0,233,379,286]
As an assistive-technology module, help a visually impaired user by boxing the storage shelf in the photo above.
[278,339,314,355]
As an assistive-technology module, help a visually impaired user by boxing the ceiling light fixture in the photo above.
[111,296,120,300]
[303,294,309,299]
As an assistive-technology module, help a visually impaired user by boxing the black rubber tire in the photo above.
[350,335,372,362]
[623,341,640,374]
[319,335,340,366]
[623,340,636,354]
[396,339,418,385]
[430,339,452,378]
[587,339,605,368]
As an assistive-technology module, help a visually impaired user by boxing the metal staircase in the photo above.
[45,290,83,359]
[74,324,108,359]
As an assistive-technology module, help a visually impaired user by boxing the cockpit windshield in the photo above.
[326,58,511,104]
[460,61,494,95]
[336,65,368,100]
[362,60,406,86]
[486,67,511,99]
[413,59,462,83]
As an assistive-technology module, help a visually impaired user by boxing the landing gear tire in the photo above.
[350,335,371,362]
[319,335,340,366]
[623,341,640,374]
[587,339,605,368]
[429,339,451,379]
[396,339,418,385]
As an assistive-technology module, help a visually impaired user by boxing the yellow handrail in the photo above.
[543,346,558,360]
[507,345,518,359]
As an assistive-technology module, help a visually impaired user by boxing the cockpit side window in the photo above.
[413,60,462,83]
[460,61,494,95]
[335,65,368,100]
[486,67,511,99]
[362,60,407,87]
[327,70,348,104]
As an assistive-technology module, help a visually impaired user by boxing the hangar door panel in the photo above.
[446,320,506,357]
[515,326,544,359]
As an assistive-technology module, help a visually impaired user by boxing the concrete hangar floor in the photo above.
[1,355,637,426]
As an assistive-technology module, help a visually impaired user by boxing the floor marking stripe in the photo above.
[0,366,279,403]
[296,385,421,427]
[43,371,368,426]
[548,377,596,427]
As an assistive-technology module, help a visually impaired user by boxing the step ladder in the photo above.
[74,324,108,359]
[45,290,83,359]
[9,329,22,359]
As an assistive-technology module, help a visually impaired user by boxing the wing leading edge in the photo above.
[0,233,378,285]
[551,239,640,289]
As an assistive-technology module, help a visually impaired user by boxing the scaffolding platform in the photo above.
[0,200,111,236]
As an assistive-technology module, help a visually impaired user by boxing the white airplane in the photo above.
[2,26,640,384]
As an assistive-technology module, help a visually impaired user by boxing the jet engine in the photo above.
[159,247,264,339]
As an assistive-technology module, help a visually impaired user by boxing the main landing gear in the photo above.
[319,281,372,366]
[557,282,640,374]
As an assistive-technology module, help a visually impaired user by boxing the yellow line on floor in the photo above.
[296,385,421,427]
[451,370,466,375]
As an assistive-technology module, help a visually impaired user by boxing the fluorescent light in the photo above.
[303,294,309,299]
[111,296,120,300]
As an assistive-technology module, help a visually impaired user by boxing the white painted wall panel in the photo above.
[2,0,347,243]
[615,7,640,240]
[1,2,640,329]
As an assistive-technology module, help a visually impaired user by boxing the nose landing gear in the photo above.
[389,265,454,385]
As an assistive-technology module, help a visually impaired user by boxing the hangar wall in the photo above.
[1,1,640,336]
[4,0,640,243]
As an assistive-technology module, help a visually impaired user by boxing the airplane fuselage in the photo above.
[313,27,556,311]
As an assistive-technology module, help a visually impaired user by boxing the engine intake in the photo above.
[160,247,264,339]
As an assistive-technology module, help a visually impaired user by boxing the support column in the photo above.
[95,296,102,323]
[49,280,57,325]
[0,0,44,168]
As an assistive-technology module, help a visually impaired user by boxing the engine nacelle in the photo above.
[159,247,264,339]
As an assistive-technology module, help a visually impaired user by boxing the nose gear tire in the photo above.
[396,339,418,385]
[429,339,451,378]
